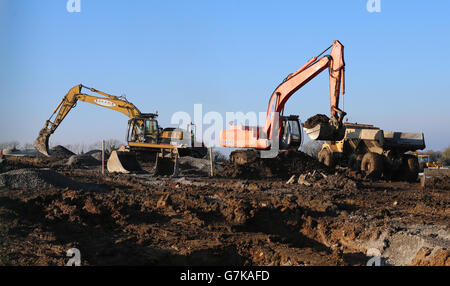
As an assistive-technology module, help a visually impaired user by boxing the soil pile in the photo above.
[85,150,101,156]
[85,150,103,161]
[221,150,329,179]
[288,170,359,192]
[1,156,58,173]
[423,175,450,190]
[66,155,101,167]
[410,247,450,266]
[304,114,330,129]
[50,146,75,159]
[178,156,211,175]
[0,168,79,190]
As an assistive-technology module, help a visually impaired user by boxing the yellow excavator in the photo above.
[415,153,440,171]
[34,84,206,174]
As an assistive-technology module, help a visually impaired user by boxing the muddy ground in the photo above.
[0,154,448,266]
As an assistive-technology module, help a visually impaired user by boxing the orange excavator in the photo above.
[220,40,346,160]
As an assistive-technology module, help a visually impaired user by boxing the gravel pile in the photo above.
[178,156,218,175]
[0,168,81,190]
[179,157,210,172]
[66,155,101,167]
[85,150,103,161]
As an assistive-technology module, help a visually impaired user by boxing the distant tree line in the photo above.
[433,146,450,166]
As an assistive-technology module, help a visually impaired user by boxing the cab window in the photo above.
[145,120,158,134]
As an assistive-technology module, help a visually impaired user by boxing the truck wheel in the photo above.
[400,154,419,182]
[318,148,335,168]
[361,152,383,179]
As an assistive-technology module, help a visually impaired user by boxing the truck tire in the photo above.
[318,148,335,168]
[400,154,419,182]
[361,152,383,179]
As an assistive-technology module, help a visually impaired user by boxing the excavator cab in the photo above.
[127,113,161,144]
[280,116,302,150]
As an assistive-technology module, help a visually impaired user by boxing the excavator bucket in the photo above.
[34,128,51,157]
[304,123,345,141]
[107,151,142,173]
[153,154,179,177]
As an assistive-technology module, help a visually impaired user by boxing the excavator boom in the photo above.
[34,84,141,156]
[265,40,345,139]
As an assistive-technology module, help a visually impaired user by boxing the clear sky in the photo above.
[0,0,449,150]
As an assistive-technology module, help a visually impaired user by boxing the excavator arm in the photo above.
[34,84,141,156]
[264,40,345,139]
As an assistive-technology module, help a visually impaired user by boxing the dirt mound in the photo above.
[423,175,450,190]
[178,156,225,176]
[66,155,101,167]
[50,146,75,159]
[287,170,359,193]
[85,150,103,161]
[1,156,59,173]
[0,168,80,190]
[304,114,330,129]
[179,157,209,171]
[410,247,450,266]
[91,153,103,161]
[220,150,329,179]
[85,150,101,156]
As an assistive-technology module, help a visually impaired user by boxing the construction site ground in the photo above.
[0,151,448,266]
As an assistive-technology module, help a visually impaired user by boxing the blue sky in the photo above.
[0,0,449,150]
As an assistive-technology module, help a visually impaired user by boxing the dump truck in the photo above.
[34,84,206,175]
[306,121,425,180]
